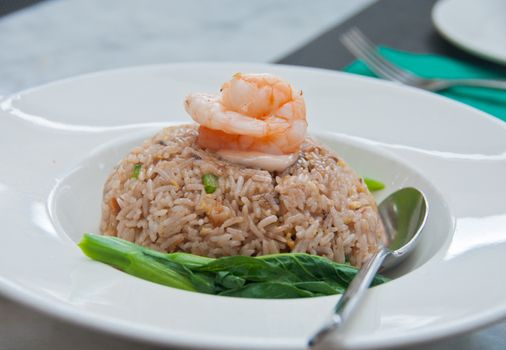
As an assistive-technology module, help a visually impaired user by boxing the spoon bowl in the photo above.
[309,187,428,347]
[380,187,428,270]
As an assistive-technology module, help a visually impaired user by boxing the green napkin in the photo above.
[344,47,506,122]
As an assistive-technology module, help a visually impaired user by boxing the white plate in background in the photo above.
[0,63,505,349]
[432,0,506,64]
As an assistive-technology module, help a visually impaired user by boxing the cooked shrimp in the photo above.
[184,73,307,155]
[216,149,299,172]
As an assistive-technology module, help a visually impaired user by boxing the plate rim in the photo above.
[3,61,505,130]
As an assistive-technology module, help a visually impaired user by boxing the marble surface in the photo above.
[0,0,373,95]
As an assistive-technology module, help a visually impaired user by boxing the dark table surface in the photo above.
[278,0,506,74]
[0,0,45,17]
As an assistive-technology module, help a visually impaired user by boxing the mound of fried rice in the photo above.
[100,124,386,267]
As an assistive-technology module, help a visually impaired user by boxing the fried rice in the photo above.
[100,124,386,267]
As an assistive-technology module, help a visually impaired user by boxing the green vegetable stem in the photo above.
[79,234,196,291]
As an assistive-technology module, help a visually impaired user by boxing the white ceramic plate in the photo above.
[432,0,506,64]
[0,63,505,350]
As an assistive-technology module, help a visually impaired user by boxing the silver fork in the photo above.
[340,28,506,91]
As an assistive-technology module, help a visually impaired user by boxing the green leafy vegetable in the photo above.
[292,281,344,295]
[197,255,286,282]
[219,282,315,298]
[364,177,385,191]
[215,271,246,290]
[163,252,213,269]
[132,163,142,179]
[202,173,219,194]
[78,234,389,299]
[258,253,388,286]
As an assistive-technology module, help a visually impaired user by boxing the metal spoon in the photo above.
[308,187,428,347]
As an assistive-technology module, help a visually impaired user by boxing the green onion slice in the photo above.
[132,163,142,179]
[202,173,219,194]
[363,177,385,191]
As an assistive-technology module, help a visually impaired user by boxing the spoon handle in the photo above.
[308,247,390,347]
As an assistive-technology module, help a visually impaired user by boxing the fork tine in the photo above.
[340,28,419,84]
[340,32,404,82]
[347,29,415,79]
[347,29,417,81]
[342,29,411,83]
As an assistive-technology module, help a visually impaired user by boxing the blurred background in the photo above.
[0,0,373,95]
